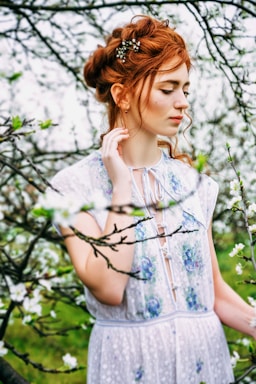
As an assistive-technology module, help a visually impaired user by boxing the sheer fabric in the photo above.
[49,150,234,384]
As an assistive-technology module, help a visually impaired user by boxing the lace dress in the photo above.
[49,149,234,384]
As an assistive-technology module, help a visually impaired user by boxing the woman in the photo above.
[47,15,256,383]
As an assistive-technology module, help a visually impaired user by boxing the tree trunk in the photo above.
[0,358,30,384]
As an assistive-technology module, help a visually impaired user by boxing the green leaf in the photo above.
[39,119,53,130]
[32,207,54,219]
[194,153,208,173]
[130,208,145,217]
[57,266,73,276]
[81,203,94,211]
[8,72,23,83]
[11,116,23,130]
[248,341,255,354]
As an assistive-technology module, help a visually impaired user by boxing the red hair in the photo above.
[83,15,192,163]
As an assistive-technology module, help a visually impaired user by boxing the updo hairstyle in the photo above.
[83,15,192,161]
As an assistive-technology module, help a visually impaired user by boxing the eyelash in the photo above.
[161,89,190,97]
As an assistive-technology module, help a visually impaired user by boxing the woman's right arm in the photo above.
[60,128,135,306]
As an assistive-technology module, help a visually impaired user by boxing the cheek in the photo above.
[147,98,168,113]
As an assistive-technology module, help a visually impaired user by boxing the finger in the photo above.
[102,129,129,155]
[103,128,128,144]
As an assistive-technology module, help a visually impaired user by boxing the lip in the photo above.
[169,116,183,124]
[170,116,183,120]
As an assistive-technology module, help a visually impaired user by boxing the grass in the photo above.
[2,232,255,383]
[215,231,256,381]
[3,300,91,384]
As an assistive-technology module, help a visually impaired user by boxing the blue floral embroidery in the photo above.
[182,211,199,230]
[182,243,204,274]
[135,221,146,240]
[135,366,144,381]
[93,155,112,196]
[145,295,162,318]
[196,358,204,373]
[169,172,182,194]
[141,256,156,282]
[185,287,207,312]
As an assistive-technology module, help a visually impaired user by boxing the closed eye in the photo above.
[161,89,173,95]
[184,91,190,97]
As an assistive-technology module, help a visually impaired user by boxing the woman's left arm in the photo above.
[208,223,256,340]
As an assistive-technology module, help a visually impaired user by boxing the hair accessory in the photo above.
[116,39,141,63]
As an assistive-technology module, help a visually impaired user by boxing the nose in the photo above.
[173,91,189,111]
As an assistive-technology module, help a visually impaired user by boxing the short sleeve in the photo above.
[43,161,94,233]
[47,164,90,207]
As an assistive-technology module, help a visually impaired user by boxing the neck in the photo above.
[121,128,161,168]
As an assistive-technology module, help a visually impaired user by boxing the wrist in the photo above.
[112,182,132,198]
[111,185,132,214]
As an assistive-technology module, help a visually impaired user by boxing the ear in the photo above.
[110,83,131,111]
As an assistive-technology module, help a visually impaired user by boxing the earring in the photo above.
[124,110,128,114]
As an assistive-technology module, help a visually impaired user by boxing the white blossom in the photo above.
[0,309,6,315]
[39,279,52,291]
[22,315,32,325]
[43,249,59,264]
[36,192,83,226]
[213,220,229,234]
[33,288,42,300]
[229,243,245,258]
[62,353,77,369]
[248,299,256,328]
[0,341,8,357]
[53,210,75,227]
[23,288,42,316]
[236,338,250,347]
[227,195,242,209]
[0,299,6,315]
[248,296,256,307]
[230,351,240,368]
[21,190,32,206]
[249,317,256,328]
[230,179,241,196]
[248,224,256,233]
[10,283,27,303]
[75,295,86,305]
[247,203,256,218]
[50,310,56,318]
[36,248,59,270]
[15,234,27,244]
[23,297,42,316]
[235,263,243,275]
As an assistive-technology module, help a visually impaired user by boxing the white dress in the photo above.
[49,149,234,384]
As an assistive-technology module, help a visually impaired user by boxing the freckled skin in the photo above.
[128,61,190,138]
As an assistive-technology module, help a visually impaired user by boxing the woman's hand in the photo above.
[101,127,131,189]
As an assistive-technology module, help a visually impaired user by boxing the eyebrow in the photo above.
[156,80,190,87]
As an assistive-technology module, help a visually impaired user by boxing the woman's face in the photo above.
[129,59,190,138]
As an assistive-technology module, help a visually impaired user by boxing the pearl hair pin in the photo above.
[116,39,141,63]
